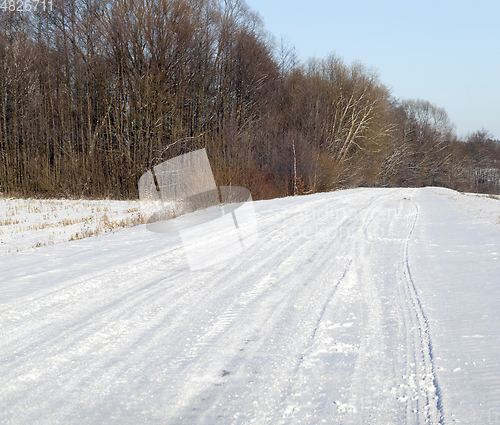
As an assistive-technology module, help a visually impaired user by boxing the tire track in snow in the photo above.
[325,190,441,424]
[308,259,353,343]
[158,194,362,376]
[170,194,385,424]
[339,191,408,423]
[163,231,355,422]
[276,192,398,424]
[400,198,445,425]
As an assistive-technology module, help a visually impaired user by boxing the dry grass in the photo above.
[1,198,146,252]
[68,212,146,242]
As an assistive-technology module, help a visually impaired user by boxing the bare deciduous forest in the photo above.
[0,0,499,199]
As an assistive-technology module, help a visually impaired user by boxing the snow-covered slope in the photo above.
[1,188,499,424]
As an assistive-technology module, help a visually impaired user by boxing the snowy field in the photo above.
[0,198,144,255]
[1,187,499,424]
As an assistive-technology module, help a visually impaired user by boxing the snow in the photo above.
[0,187,499,424]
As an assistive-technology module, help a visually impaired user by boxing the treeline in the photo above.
[0,0,499,199]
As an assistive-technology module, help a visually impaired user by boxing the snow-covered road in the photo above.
[1,188,499,424]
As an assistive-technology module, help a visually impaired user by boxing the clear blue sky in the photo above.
[245,0,500,140]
